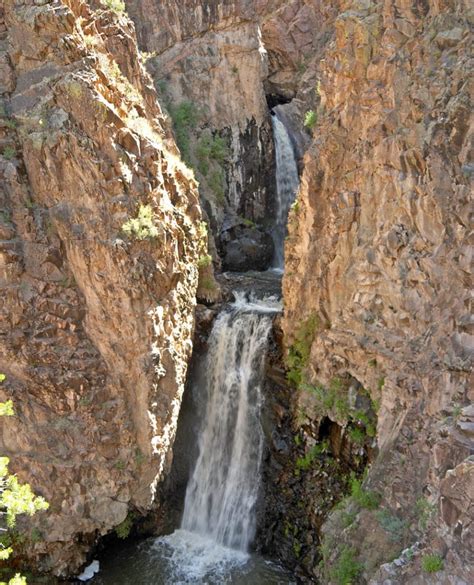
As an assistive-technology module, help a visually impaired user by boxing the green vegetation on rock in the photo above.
[122,204,159,240]
[1,375,49,585]
[304,110,317,130]
[286,313,319,386]
[421,554,443,573]
[102,0,125,14]
[329,546,363,585]
[115,514,134,539]
[168,101,199,164]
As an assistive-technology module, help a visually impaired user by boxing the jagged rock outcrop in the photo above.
[282,0,473,583]
[126,0,275,229]
[0,0,201,576]
[125,0,320,268]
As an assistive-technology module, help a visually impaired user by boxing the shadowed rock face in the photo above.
[282,0,473,582]
[0,0,201,575]
[125,0,326,239]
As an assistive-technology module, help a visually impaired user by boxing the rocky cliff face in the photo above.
[0,0,201,575]
[125,0,323,270]
[282,0,473,582]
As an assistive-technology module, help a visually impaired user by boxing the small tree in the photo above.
[1,374,49,585]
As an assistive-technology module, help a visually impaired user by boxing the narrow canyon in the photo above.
[0,1,472,584]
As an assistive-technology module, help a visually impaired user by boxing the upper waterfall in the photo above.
[271,111,300,269]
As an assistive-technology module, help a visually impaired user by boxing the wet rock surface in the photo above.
[221,225,274,273]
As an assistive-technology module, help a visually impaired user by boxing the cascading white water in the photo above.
[181,294,278,550]
[271,112,300,269]
[141,294,284,584]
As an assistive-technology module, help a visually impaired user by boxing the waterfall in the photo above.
[181,293,278,550]
[144,294,283,583]
[271,112,299,269]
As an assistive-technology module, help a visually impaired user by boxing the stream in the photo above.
[89,112,300,585]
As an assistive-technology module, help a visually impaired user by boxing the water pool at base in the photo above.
[90,529,295,585]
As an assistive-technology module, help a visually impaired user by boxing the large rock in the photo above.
[221,222,274,272]
[0,0,201,576]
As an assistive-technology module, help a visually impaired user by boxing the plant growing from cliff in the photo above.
[285,313,319,386]
[421,554,443,573]
[295,440,330,472]
[102,0,125,13]
[197,254,212,269]
[208,168,226,204]
[348,426,366,446]
[329,546,363,585]
[168,101,199,163]
[304,110,317,130]
[196,134,229,171]
[115,513,134,539]
[122,204,159,240]
[350,474,381,510]
[1,375,49,585]
[415,497,436,531]
[2,147,16,161]
[376,509,407,543]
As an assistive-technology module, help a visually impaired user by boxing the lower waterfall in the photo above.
[90,293,293,584]
[181,295,273,550]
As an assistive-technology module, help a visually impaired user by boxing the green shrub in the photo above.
[376,509,406,543]
[115,514,133,539]
[349,426,366,446]
[0,400,14,417]
[122,205,159,240]
[295,440,330,471]
[200,276,216,291]
[103,0,125,13]
[416,497,436,530]
[197,254,212,268]
[208,168,226,204]
[421,554,443,573]
[1,374,49,585]
[168,101,199,163]
[304,110,317,130]
[285,314,319,385]
[196,134,229,168]
[2,146,16,160]
[134,448,146,466]
[329,547,363,585]
[350,475,381,510]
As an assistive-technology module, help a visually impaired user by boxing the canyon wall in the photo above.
[0,0,201,575]
[126,0,324,271]
[282,0,473,582]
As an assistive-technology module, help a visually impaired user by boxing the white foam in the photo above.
[232,290,282,313]
[77,560,100,581]
[152,529,249,584]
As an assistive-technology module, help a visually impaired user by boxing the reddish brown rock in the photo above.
[282,0,473,582]
[0,0,201,576]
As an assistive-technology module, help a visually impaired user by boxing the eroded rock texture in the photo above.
[282,0,473,582]
[125,0,323,269]
[0,0,200,575]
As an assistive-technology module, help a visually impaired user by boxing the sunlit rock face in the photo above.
[282,0,473,582]
[0,0,201,575]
